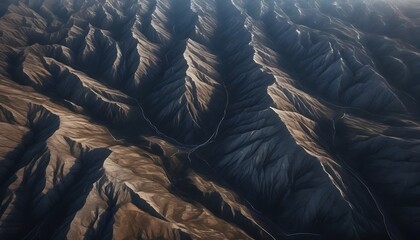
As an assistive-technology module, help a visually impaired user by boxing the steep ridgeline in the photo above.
[1,0,420,239]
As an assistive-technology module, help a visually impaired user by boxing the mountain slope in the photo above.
[1,0,420,239]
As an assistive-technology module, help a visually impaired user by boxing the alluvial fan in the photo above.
[1,0,420,239]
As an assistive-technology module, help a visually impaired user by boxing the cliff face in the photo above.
[0,0,420,239]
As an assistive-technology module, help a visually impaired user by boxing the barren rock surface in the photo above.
[1,0,420,239]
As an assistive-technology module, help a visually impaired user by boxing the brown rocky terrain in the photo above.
[1,0,420,239]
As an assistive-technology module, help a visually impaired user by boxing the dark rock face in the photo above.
[0,0,420,239]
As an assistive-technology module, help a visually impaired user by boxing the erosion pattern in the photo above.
[0,0,420,239]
